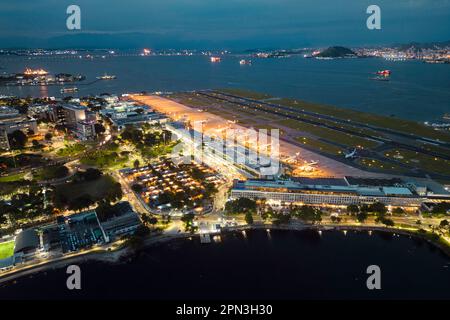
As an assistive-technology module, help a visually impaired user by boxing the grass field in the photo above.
[295,137,343,155]
[274,97,450,143]
[384,149,450,176]
[80,149,129,169]
[214,89,450,143]
[279,119,380,149]
[169,95,212,108]
[220,88,272,100]
[56,143,87,157]
[0,172,26,182]
[356,158,408,173]
[0,241,14,260]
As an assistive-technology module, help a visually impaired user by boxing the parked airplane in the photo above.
[344,148,357,159]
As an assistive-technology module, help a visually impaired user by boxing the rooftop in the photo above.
[0,106,19,118]
[61,104,88,111]
[233,178,418,198]
[14,229,40,254]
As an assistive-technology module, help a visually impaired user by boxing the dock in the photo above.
[200,233,211,244]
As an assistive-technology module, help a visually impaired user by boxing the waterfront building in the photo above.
[54,211,106,253]
[230,177,429,208]
[13,229,41,263]
[98,202,142,242]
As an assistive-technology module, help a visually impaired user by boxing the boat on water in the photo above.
[443,114,450,122]
[376,70,391,76]
[60,87,78,93]
[96,74,117,80]
[239,59,252,65]
[210,56,221,63]
[370,76,390,82]
[370,69,391,81]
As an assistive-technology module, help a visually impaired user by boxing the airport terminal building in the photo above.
[230,177,427,208]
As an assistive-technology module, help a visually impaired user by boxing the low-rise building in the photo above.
[230,177,426,208]
[97,202,142,242]
[0,128,8,150]
[100,102,168,130]
[76,121,96,140]
[13,229,41,263]
[0,106,19,118]
[0,114,38,150]
[61,104,88,129]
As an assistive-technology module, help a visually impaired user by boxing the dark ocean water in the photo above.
[0,55,449,121]
[0,229,449,300]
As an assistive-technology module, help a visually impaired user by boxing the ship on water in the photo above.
[210,56,221,63]
[370,69,391,81]
[60,87,78,93]
[376,70,391,76]
[239,59,252,65]
[96,74,117,80]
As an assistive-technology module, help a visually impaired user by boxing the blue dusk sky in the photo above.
[0,0,449,48]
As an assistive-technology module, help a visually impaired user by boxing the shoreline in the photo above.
[0,223,449,285]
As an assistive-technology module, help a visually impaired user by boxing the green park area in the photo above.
[81,149,129,169]
[53,174,122,211]
[80,142,129,169]
[56,143,87,157]
[0,172,26,182]
[0,241,14,259]
[33,165,69,181]
[0,153,46,172]
[0,180,31,197]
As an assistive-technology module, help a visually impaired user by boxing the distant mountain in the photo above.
[46,32,197,49]
[316,46,356,58]
[0,32,310,51]
[0,32,207,50]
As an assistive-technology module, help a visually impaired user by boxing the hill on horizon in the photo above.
[317,46,356,58]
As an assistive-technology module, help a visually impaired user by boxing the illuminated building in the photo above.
[230,177,436,208]
[23,68,48,76]
[0,110,38,150]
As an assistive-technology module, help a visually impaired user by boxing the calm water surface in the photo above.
[0,55,449,121]
[0,230,449,300]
